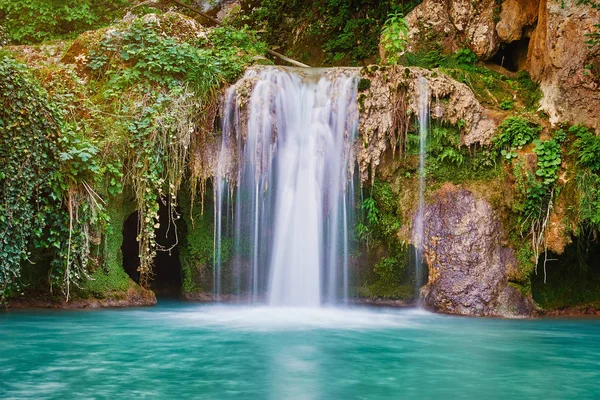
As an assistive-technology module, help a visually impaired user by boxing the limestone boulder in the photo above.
[415,185,535,317]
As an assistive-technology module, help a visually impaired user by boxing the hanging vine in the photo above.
[0,54,102,301]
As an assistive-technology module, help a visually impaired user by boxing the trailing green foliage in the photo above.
[80,14,265,287]
[0,12,266,300]
[511,136,561,236]
[0,54,103,301]
[571,124,600,233]
[0,0,128,44]
[83,197,134,298]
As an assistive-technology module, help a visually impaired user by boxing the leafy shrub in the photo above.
[381,12,409,64]
[0,0,128,44]
[494,116,542,159]
[572,125,600,173]
[454,48,478,65]
[0,54,102,300]
[500,100,515,110]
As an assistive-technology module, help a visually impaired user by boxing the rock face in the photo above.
[496,0,540,42]
[404,0,600,129]
[358,66,499,182]
[405,0,500,60]
[416,185,535,317]
[528,0,600,130]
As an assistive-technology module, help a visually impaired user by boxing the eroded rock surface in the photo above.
[405,0,500,60]
[358,66,499,182]
[496,0,540,42]
[415,185,535,317]
[528,0,600,130]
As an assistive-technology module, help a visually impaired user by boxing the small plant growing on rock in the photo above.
[381,12,409,65]
[500,100,515,110]
[493,116,542,159]
[454,48,478,66]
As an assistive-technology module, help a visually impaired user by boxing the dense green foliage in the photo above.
[0,0,128,44]
[240,0,421,64]
[79,14,265,287]
[0,54,103,300]
[0,12,266,300]
[420,125,498,184]
[356,181,414,300]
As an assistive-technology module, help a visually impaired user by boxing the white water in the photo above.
[215,67,358,307]
[414,77,429,296]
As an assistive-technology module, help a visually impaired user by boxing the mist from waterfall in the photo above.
[214,67,359,307]
[414,76,429,299]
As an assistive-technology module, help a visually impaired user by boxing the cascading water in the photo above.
[414,76,429,299]
[214,67,358,307]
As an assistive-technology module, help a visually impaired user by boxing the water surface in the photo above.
[1,301,599,399]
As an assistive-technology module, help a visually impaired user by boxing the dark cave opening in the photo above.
[491,38,530,72]
[532,233,600,309]
[122,203,182,296]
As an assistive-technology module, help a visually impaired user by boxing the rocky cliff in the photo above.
[404,0,600,130]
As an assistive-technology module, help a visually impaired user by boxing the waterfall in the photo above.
[414,76,429,299]
[215,67,358,307]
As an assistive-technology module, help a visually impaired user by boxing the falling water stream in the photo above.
[414,77,429,298]
[215,67,358,306]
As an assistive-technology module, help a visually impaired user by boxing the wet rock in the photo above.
[415,184,535,318]
[6,287,157,309]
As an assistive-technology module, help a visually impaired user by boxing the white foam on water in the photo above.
[153,305,429,332]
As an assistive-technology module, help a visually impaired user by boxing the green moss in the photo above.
[81,194,135,298]
[358,281,413,300]
[532,236,600,310]
[179,190,228,295]
[357,78,371,92]
[358,93,367,112]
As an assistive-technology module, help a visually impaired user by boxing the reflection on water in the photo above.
[1,302,600,399]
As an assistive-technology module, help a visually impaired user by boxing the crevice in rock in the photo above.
[121,204,183,297]
[491,38,530,72]
[532,234,600,309]
[122,211,140,285]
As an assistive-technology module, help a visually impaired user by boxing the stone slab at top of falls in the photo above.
[200,64,501,184]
